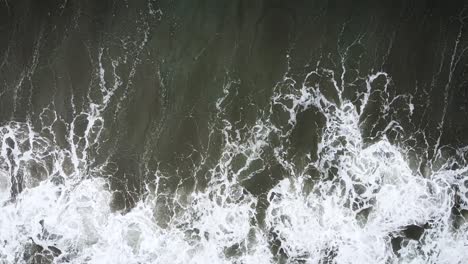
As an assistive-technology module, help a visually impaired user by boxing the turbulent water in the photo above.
[1,1,468,263]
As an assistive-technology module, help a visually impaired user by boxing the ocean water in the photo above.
[1,1,468,263]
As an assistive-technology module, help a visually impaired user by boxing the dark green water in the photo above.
[1,1,468,263]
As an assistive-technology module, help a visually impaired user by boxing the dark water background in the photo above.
[1,1,468,263]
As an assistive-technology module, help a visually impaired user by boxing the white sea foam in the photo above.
[265,71,468,264]
[1,66,467,264]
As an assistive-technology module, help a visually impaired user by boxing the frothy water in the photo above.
[2,67,468,263]
[1,1,468,263]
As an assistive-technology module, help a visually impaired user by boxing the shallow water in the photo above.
[1,1,468,263]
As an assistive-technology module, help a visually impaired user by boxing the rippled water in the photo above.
[1,1,468,263]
